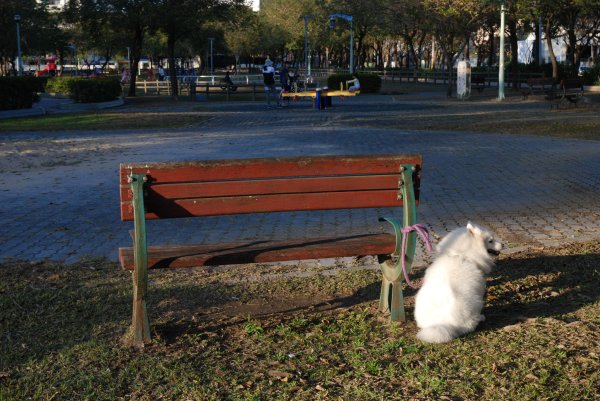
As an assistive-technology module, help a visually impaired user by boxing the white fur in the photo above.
[414,222,502,343]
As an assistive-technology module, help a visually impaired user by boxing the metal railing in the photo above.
[378,69,544,88]
[134,69,547,97]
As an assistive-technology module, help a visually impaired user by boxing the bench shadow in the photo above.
[152,277,420,345]
[154,250,599,342]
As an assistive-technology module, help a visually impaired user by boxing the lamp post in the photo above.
[329,13,354,73]
[497,2,505,100]
[302,15,311,77]
[14,14,23,76]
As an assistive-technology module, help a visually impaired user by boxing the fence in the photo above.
[133,69,546,97]
[134,81,285,101]
[379,69,544,88]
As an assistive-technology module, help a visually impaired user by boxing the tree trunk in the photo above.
[128,24,144,97]
[430,38,436,69]
[544,19,558,80]
[167,34,179,99]
[488,28,495,67]
[534,19,541,64]
[566,19,577,66]
[440,45,453,97]
[508,18,519,90]
[566,15,578,65]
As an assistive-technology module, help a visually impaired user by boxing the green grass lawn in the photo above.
[1,241,598,400]
[0,112,209,132]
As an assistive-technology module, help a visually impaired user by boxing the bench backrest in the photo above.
[120,155,422,221]
[527,77,554,87]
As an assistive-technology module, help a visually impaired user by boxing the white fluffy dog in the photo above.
[414,222,502,343]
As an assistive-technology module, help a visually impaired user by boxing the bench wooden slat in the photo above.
[121,189,404,220]
[119,154,421,185]
[120,155,422,221]
[119,233,396,270]
[119,174,400,202]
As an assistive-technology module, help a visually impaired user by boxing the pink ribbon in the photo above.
[401,224,433,289]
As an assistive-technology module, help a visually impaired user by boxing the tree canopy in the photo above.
[3,0,599,93]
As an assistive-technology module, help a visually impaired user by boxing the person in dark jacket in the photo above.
[262,58,276,108]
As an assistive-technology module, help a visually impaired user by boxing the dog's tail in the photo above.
[417,325,458,343]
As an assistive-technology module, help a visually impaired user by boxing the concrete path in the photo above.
[1,95,599,267]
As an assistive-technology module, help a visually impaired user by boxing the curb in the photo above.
[58,97,125,111]
[0,106,46,120]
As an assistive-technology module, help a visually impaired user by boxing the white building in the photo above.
[44,0,68,11]
[518,32,566,64]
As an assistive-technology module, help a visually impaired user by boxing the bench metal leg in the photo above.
[378,164,417,322]
[129,173,151,347]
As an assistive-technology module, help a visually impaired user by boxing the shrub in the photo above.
[581,64,600,85]
[45,77,78,95]
[327,73,382,93]
[45,77,121,102]
[0,76,45,110]
[69,77,122,103]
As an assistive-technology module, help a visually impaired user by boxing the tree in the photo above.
[0,0,64,75]
[325,0,388,70]
[560,0,600,66]
[384,0,432,73]
[102,0,156,96]
[222,6,260,71]
[64,0,124,73]
[425,0,480,97]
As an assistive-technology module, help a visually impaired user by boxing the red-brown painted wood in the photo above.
[119,175,400,202]
[119,233,396,270]
[119,154,422,185]
[119,155,422,221]
[121,190,403,220]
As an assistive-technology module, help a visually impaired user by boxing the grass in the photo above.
[1,241,598,400]
[353,109,600,140]
[0,112,209,132]
[1,86,599,140]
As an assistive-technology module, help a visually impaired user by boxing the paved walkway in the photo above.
[1,95,599,267]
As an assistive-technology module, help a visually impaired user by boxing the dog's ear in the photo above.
[467,221,476,236]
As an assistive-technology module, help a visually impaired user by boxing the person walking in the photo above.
[278,63,290,107]
[262,59,276,109]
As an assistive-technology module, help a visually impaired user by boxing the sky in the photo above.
[252,0,259,11]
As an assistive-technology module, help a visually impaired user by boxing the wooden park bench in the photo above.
[549,78,585,109]
[119,155,423,346]
[471,76,486,93]
[522,77,555,99]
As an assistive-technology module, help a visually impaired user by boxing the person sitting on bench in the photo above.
[346,73,360,93]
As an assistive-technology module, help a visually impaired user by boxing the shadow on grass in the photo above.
[152,247,600,343]
[2,244,598,367]
[482,247,600,330]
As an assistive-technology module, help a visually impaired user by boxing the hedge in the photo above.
[582,64,600,86]
[45,77,122,103]
[327,73,382,93]
[0,76,45,110]
[45,77,78,95]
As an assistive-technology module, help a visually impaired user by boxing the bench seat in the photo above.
[522,77,555,99]
[119,233,396,270]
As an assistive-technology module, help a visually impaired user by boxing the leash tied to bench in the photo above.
[401,224,433,289]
